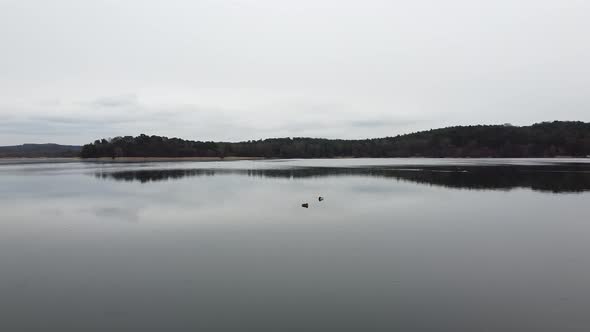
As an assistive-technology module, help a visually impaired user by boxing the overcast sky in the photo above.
[1,0,589,145]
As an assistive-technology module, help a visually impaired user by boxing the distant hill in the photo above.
[80,121,590,158]
[0,144,82,158]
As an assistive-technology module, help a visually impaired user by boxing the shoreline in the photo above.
[0,156,590,166]
[0,156,264,165]
[85,156,265,162]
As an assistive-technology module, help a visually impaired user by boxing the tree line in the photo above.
[0,144,81,158]
[80,121,590,158]
[94,165,590,193]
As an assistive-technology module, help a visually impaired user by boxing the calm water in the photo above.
[1,158,590,331]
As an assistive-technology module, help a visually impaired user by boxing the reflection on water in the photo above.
[95,164,590,193]
[2,159,590,331]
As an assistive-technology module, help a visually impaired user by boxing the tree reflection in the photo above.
[94,164,590,193]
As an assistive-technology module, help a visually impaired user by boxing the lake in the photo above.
[1,158,590,331]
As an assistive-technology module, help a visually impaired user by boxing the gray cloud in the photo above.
[349,119,423,129]
[86,94,139,108]
[0,0,589,145]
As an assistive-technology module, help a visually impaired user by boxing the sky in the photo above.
[1,0,589,145]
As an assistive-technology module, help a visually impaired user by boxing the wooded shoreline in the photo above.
[80,121,590,159]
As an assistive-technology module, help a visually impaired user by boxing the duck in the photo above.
[318,196,324,202]
[301,203,309,208]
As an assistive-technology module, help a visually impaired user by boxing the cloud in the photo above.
[38,99,62,107]
[0,118,105,136]
[86,94,139,108]
[349,119,422,129]
[4,94,393,143]
[1,0,590,147]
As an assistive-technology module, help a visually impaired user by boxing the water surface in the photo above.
[1,158,590,331]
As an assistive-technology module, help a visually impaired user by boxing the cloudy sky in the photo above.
[1,0,589,145]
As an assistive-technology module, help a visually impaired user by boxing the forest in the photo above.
[80,121,590,158]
